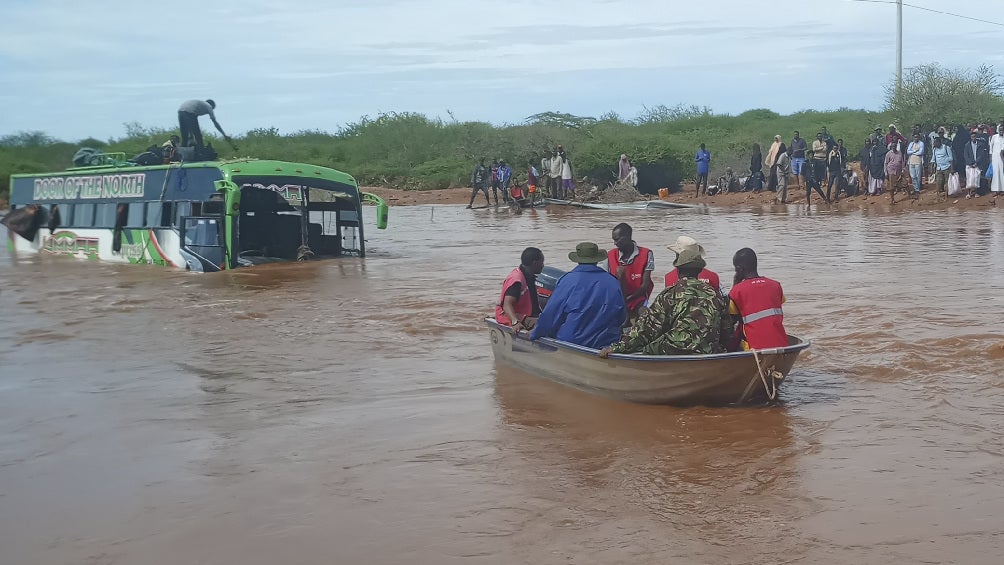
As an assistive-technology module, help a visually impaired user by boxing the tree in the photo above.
[884,64,1004,127]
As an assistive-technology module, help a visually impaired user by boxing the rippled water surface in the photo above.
[2,204,1004,564]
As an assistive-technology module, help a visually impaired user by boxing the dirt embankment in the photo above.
[362,184,1001,212]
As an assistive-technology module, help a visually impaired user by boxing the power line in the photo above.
[843,0,1004,27]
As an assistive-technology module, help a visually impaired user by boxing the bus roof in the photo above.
[10,159,359,206]
[12,158,358,186]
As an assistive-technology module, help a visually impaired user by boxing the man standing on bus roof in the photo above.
[177,99,232,149]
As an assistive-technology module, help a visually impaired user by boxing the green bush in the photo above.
[5,63,1004,200]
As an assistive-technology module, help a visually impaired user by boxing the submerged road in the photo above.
[1,204,1003,564]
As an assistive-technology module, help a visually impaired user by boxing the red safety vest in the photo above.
[495,267,532,325]
[729,276,788,349]
[607,246,652,311]
[665,268,721,290]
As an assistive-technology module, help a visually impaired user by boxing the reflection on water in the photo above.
[1,206,1004,564]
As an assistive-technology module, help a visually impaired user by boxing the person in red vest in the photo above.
[495,247,545,331]
[664,235,721,291]
[607,223,654,324]
[728,248,788,350]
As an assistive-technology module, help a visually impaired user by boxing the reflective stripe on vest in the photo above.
[742,307,783,325]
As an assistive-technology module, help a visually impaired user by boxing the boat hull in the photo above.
[486,319,810,405]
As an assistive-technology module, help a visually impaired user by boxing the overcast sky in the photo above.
[1,0,1001,141]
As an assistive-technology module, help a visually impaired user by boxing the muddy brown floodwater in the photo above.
[2,204,1004,564]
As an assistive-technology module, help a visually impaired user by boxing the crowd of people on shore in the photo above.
[494,224,788,357]
[696,118,1004,204]
[468,145,577,208]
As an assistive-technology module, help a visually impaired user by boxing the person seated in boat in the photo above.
[606,223,654,325]
[529,242,626,348]
[495,247,545,331]
[663,236,721,292]
[598,247,732,358]
[729,248,788,350]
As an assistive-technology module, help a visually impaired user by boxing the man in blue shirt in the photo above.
[929,136,954,194]
[529,242,626,349]
[695,143,711,195]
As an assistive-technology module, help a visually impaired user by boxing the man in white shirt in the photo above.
[907,133,925,196]
[177,99,232,149]
[990,119,1004,196]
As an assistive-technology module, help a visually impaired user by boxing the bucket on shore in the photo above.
[658,187,669,198]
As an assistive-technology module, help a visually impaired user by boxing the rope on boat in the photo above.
[752,349,785,401]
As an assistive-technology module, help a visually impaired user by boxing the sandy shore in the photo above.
[362,184,1001,212]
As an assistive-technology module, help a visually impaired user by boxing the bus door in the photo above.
[180,216,225,272]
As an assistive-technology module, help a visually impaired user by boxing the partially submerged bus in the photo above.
[4,157,388,272]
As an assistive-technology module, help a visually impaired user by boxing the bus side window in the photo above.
[96,203,117,227]
[60,204,74,226]
[77,203,96,227]
[160,202,173,227]
[174,202,191,225]
[128,203,145,227]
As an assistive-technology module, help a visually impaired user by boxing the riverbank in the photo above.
[363,185,1001,211]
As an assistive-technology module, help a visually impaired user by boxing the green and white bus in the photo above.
[5,156,387,272]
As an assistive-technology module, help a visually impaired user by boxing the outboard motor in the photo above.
[535,265,566,300]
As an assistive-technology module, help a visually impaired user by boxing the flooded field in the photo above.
[2,204,1003,564]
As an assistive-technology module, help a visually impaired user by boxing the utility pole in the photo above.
[896,0,903,95]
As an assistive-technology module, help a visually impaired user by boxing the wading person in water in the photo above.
[607,223,654,325]
[729,248,788,351]
[467,159,490,208]
[495,247,545,331]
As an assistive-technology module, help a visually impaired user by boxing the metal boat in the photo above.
[486,318,810,405]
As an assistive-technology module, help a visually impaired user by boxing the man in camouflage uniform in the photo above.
[599,247,732,357]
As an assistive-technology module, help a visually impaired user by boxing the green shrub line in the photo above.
[0,108,890,198]
[3,64,1002,200]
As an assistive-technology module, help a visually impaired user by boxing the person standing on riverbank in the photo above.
[695,144,711,195]
[886,125,907,150]
[826,144,844,202]
[765,135,782,191]
[990,119,1004,197]
[868,139,887,195]
[886,141,907,203]
[540,151,551,196]
[811,133,828,191]
[748,143,764,192]
[790,131,807,190]
[549,150,563,198]
[965,130,991,198]
[858,139,872,187]
[775,144,791,204]
[929,136,954,194]
[559,153,574,199]
[907,133,926,196]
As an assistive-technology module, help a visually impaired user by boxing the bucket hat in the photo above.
[667,235,706,257]
[673,247,706,269]
[568,242,606,264]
